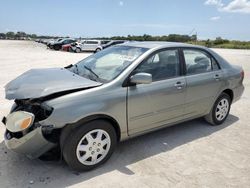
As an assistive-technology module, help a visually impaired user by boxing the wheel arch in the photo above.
[222,89,234,102]
[61,114,121,142]
[95,47,102,52]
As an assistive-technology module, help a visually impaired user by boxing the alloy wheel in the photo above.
[215,98,229,121]
[76,129,111,166]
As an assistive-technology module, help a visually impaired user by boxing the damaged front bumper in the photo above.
[4,126,55,159]
[2,112,56,159]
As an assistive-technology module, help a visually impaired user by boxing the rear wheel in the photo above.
[60,120,117,171]
[205,93,231,125]
[95,48,101,53]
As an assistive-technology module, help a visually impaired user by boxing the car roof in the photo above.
[119,41,203,49]
[61,38,75,41]
[85,39,110,42]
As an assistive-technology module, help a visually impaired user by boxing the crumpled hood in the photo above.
[5,68,102,100]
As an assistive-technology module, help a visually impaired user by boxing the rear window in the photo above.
[85,41,98,44]
[183,49,212,75]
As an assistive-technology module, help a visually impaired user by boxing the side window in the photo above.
[183,49,212,75]
[86,41,98,44]
[62,40,68,44]
[134,49,180,81]
[212,58,220,70]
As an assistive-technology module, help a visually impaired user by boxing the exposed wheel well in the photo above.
[61,115,121,142]
[222,89,234,102]
[95,48,101,52]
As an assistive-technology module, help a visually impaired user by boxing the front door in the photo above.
[127,49,186,135]
[82,41,98,51]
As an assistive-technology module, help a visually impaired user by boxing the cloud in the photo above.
[205,0,250,14]
[222,0,250,13]
[205,0,223,7]
[210,16,221,20]
[119,1,124,6]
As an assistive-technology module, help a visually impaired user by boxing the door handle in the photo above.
[214,74,221,81]
[174,81,185,90]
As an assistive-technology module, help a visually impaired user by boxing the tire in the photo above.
[95,48,101,53]
[75,48,81,53]
[54,45,61,51]
[60,120,117,171]
[205,92,231,126]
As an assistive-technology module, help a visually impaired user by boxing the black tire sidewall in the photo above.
[95,48,101,53]
[61,120,117,171]
[54,45,60,50]
[76,48,81,53]
[212,93,231,125]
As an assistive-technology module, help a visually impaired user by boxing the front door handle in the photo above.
[174,81,185,90]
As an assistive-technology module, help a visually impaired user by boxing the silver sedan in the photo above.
[2,42,244,171]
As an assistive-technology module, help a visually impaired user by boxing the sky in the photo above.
[0,0,250,40]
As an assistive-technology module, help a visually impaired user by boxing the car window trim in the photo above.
[180,47,221,76]
[123,47,184,87]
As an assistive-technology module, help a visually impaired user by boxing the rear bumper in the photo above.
[4,123,55,159]
[232,84,244,103]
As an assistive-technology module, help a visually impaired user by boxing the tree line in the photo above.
[1,31,250,49]
[0,31,55,40]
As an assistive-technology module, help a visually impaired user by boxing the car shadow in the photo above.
[0,114,239,187]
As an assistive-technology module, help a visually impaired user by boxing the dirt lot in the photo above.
[0,40,249,188]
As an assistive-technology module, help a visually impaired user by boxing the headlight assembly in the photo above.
[6,111,34,133]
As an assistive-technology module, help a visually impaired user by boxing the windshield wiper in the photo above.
[84,65,99,81]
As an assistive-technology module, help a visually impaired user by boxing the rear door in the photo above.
[182,48,223,117]
[127,48,186,135]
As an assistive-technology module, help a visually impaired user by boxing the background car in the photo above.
[74,39,110,53]
[70,40,86,53]
[50,38,76,50]
[47,38,63,48]
[62,42,79,52]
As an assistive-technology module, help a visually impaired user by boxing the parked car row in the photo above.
[71,40,126,53]
[35,38,126,53]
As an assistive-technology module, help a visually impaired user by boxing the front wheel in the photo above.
[54,45,61,50]
[61,120,117,171]
[75,47,81,53]
[205,92,231,125]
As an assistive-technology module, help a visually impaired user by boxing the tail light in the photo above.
[241,70,244,80]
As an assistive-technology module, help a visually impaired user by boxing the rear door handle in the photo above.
[174,81,185,90]
[214,74,221,81]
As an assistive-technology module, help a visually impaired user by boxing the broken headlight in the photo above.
[6,111,34,132]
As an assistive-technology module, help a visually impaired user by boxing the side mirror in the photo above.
[130,73,152,85]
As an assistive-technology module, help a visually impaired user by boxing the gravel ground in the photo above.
[0,40,249,188]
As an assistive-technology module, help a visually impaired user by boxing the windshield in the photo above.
[68,45,148,83]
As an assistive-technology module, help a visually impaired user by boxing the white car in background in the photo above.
[70,40,86,53]
[72,40,110,53]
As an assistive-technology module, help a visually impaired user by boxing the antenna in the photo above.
[188,28,197,43]
[189,28,196,36]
